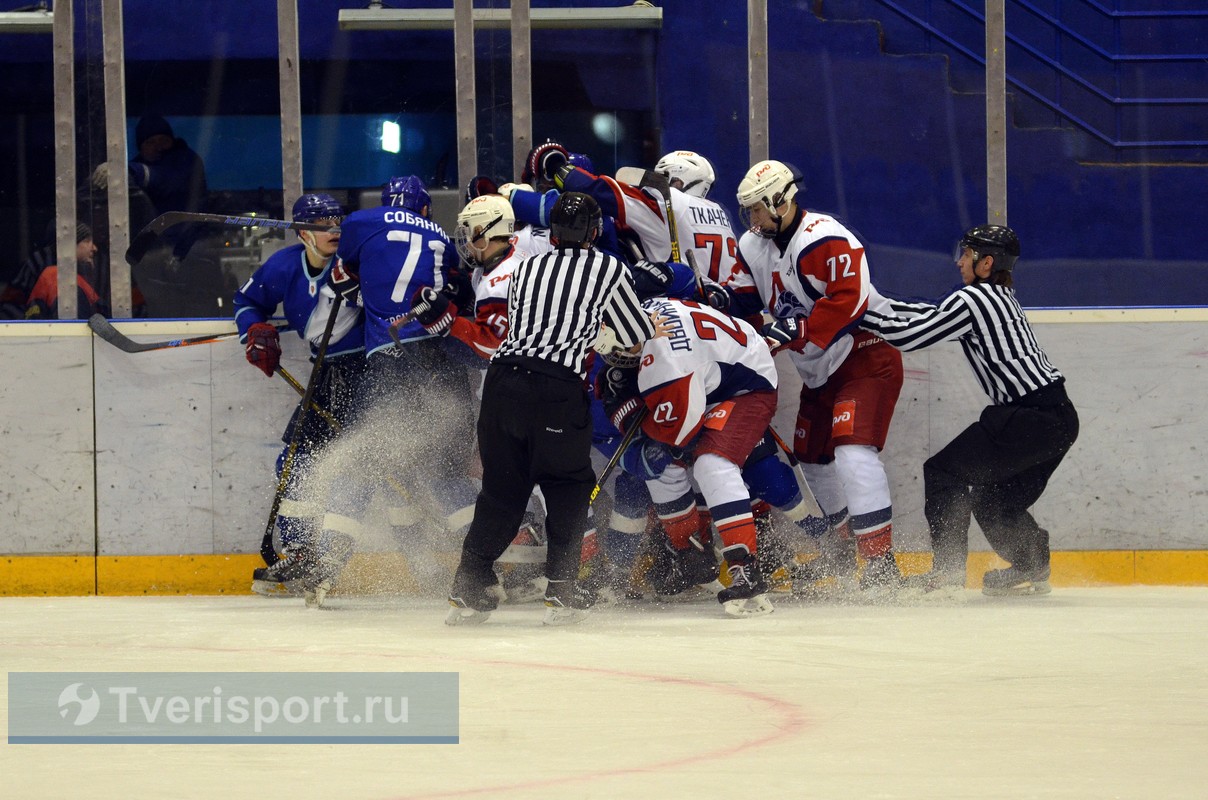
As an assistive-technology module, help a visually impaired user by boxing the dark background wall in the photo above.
[1,0,1204,310]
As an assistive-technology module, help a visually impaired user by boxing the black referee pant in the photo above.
[456,359,595,587]
[924,382,1079,575]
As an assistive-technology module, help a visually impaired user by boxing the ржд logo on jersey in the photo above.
[832,400,856,437]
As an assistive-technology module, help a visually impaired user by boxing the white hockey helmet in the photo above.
[654,150,716,198]
[454,194,515,265]
[736,160,800,238]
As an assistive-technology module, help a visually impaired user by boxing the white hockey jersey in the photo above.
[670,188,740,285]
[453,226,553,360]
[728,210,872,388]
[636,297,778,448]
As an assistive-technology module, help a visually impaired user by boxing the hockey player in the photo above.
[861,225,1079,596]
[412,193,551,360]
[233,193,365,597]
[723,159,907,595]
[324,176,479,596]
[653,150,742,287]
[599,296,783,616]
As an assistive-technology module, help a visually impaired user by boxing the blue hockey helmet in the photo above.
[382,175,431,214]
[568,152,595,175]
[291,193,344,224]
[664,261,698,300]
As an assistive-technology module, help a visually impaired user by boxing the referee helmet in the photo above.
[549,192,602,248]
[960,225,1020,273]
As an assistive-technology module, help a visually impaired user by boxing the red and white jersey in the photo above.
[729,209,871,388]
[636,297,778,448]
[561,168,673,263]
[670,188,740,284]
[452,226,553,360]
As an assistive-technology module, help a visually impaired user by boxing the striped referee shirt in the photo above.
[495,246,656,379]
[863,283,1063,405]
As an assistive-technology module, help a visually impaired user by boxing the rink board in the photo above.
[0,309,1206,594]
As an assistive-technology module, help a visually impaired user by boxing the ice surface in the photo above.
[2,589,1207,799]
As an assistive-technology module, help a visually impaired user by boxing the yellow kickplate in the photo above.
[1,550,1206,596]
[0,556,94,596]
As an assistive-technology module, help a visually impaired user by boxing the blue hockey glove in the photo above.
[619,436,675,480]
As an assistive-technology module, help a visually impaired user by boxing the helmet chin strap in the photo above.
[300,231,335,269]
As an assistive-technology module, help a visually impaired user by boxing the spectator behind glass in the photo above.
[23,223,107,320]
[91,114,208,219]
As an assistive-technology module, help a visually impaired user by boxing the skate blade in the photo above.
[982,580,1051,597]
[542,605,590,626]
[722,594,775,617]
[250,579,303,597]
[445,605,493,626]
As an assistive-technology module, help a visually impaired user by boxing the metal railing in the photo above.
[869,0,1208,151]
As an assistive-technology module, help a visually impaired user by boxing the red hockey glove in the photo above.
[761,316,809,354]
[523,141,569,188]
[245,322,281,377]
[600,366,642,432]
[410,287,457,337]
[327,259,361,306]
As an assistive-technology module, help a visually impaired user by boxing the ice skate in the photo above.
[446,565,507,626]
[858,553,906,600]
[982,565,1051,596]
[790,530,858,600]
[299,532,355,609]
[542,579,596,626]
[250,545,315,597]
[899,568,967,603]
[717,546,774,617]
[649,536,720,597]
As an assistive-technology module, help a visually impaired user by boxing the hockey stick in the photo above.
[387,286,439,348]
[614,167,682,264]
[276,365,415,510]
[87,313,288,353]
[590,406,649,505]
[768,425,824,518]
[276,366,341,432]
[258,293,345,566]
[684,250,708,301]
[126,211,338,264]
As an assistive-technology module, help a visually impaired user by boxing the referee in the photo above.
[446,192,657,625]
[862,225,1079,596]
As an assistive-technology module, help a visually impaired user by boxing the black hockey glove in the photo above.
[631,260,673,302]
[599,365,642,433]
[701,278,731,311]
[761,316,809,354]
[410,287,458,337]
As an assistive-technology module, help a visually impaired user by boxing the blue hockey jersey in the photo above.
[337,207,453,356]
[233,243,363,358]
